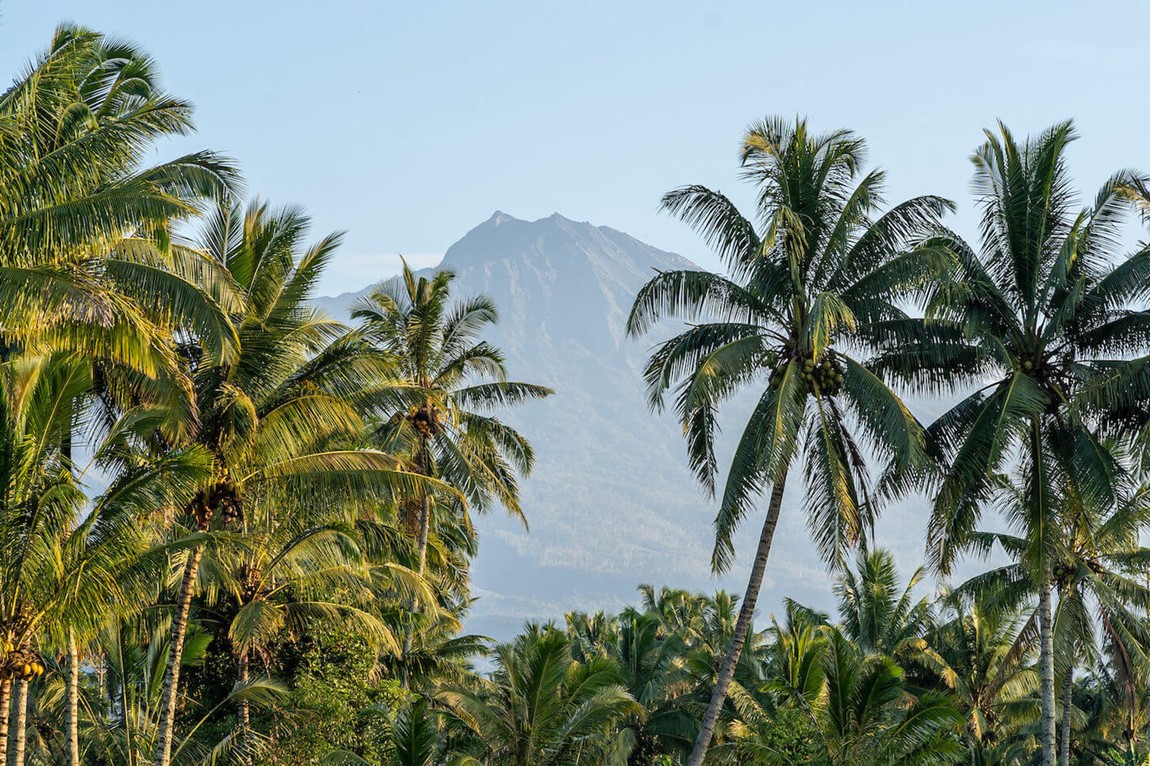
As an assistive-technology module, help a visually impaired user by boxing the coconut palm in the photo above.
[442,626,641,766]
[667,590,774,755]
[85,616,284,766]
[627,116,951,765]
[833,548,936,664]
[567,608,695,764]
[0,23,241,415]
[351,262,553,577]
[0,354,85,765]
[151,198,448,766]
[215,484,435,737]
[732,627,965,766]
[884,122,1150,766]
[0,352,210,766]
[955,471,1150,766]
[929,589,1039,761]
[1073,658,1150,766]
[712,603,828,765]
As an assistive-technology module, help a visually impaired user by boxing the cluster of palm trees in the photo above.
[364,548,1150,766]
[629,117,1150,766]
[8,18,1150,766]
[0,25,550,765]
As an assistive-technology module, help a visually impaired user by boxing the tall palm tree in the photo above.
[0,353,210,766]
[0,354,83,765]
[627,116,950,765]
[883,121,1150,766]
[442,626,641,765]
[352,263,551,664]
[152,199,446,766]
[352,262,553,577]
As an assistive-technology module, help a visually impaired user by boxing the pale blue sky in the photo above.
[3,1,1148,293]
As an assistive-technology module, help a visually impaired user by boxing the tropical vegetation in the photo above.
[6,21,1150,766]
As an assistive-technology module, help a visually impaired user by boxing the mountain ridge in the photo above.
[316,211,930,638]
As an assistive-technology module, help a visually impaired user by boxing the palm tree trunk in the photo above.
[1058,659,1074,766]
[402,489,433,670]
[686,473,788,766]
[154,544,204,766]
[0,677,10,766]
[416,492,431,575]
[12,677,27,766]
[237,649,251,765]
[1039,576,1057,766]
[238,649,250,730]
[66,631,81,766]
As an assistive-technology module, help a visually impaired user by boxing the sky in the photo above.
[3,1,1150,294]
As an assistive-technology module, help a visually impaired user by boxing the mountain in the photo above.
[318,212,934,638]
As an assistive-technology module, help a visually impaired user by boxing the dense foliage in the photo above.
[6,23,1150,766]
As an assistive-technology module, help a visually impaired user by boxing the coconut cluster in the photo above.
[769,351,846,396]
[1,643,44,681]
[190,477,242,527]
[1052,557,1103,589]
[408,401,444,438]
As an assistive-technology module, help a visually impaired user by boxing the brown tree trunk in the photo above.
[1059,658,1074,766]
[154,544,204,766]
[12,677,27,766]
[0,677,10,766]
[686,474,789,766]
[67,632,81,766]
[1039,577,1057,766]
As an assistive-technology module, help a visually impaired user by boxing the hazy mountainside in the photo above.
[318,212,936,638]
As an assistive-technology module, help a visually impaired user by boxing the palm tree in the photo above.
[885,122,1150,766]
[657,589,774,755]
[0,23,241,407]
[832,548,936,664]
[0,354,82,765]
[566,607,695,764]
[732,627,965,766]
[955,472,1150,766]
[929,589,1039,761]
[442,626,641,765]
[1074,658,1150,766]
[352,262,553,577]
[626,116,950,765]
[0,353,209,766]
[152,198,447,766]
[85,616,284,766]
[351,263,551,663]
[217,483,433,736]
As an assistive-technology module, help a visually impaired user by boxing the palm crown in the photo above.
[628,115,950,569]
[352,262,552,575]
[0,24,241,405]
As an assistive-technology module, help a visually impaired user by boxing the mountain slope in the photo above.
[319,212,929,637]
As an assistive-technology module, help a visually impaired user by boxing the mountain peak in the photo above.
[487,210,519,226]
[445,211,694,277]
[484,211,577,227]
